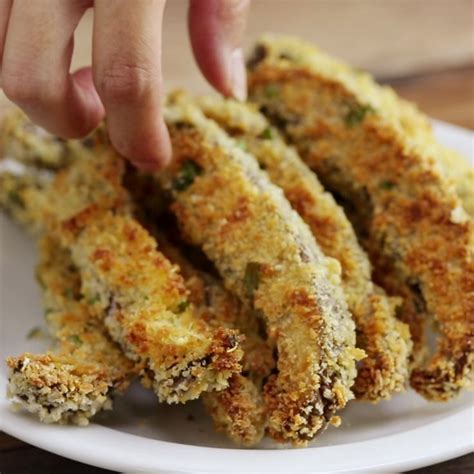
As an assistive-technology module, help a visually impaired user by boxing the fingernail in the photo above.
[134,119,172,172]
[230,48,247,101]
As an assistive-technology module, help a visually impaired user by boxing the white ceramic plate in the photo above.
[0,120,473,473]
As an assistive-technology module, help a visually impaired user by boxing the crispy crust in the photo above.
[0,109,78,169]
[7,353,114,425]
[0,167,51,233]
[6,236,135,424]
[368,84,474,218]
[34,137,243,403]
[161,92,362,445]
[248,35,474,401]
[197,95,411,402]
[1,119,262,442]
[2,166,260,441]
[437,148,474,217]
[154,233,271,446]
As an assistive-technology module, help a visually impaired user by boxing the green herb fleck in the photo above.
[259,127,273,140]
[87,294,100,305]
[26,326,42,340]
[236,139,247,151]
[44,307,55,317]
[345,104,375,127]
[68,334,83,346]
[244,262,261,299]
[264,84,279,99]
[380,180,396,190]
[172,160,203,192]
[8,190,24,208]
[175,300,189,313]
[63,288,75,300]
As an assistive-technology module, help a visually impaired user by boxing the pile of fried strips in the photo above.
[1,36,472,447]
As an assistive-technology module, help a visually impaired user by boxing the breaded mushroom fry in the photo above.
[1,118,265,444]
[7,236,136,425]
[248,35,474,401]
[153,232,273,446]
[197,95,411,401]
[160,92,363,445]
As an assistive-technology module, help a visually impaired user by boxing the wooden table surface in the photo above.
[0,2,473,472]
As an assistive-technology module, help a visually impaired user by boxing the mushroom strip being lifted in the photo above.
[159,91,364,445]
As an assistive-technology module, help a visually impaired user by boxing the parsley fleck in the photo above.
[8,190,24,208]
[172,160,203,191]
[345,104,375,127]
[44,307,55,317]
[380,180,396,190]
[243,262,261,299]
[264,84,279,98]
[259,127,273,140]
[81,136,95,149]
[87,294,100,305]
[68,334,83,346]
[63,288,75,299]
[175,300,189,313]
[236,139,247,151]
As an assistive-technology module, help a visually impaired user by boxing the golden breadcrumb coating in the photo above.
[197,95,411,402]
[153,232,272,446]
[32,136,243,404]
[1,122,263,443]
[160,91,363,445]
[0,109,80,169]
[248,35,474,401]
[376,88,474,218]
[7,235,136,425]
[437,148,474,217]
[0,165,51,233]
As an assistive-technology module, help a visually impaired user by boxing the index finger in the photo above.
[93,0,171,170]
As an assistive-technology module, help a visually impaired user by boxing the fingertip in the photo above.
[188,0,249,101]
[229,48,247,101]
[70,67,105,136]
[110,117,172,172]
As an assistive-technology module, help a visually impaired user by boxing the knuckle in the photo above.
[2,68,62,106]
[2,71,38,104]
[96,62,159,104]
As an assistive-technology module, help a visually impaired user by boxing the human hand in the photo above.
[0,0,250,170]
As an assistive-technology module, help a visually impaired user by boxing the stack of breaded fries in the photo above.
[1,36,472,447]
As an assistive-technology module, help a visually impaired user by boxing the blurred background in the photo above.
[1,0,473,128]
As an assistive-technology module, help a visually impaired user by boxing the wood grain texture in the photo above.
[0,432,113,474]
[387,66,474,130]
[0,431,472,473]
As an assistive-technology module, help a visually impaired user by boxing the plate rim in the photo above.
[1,119,473,473]
[1,394,472,473]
